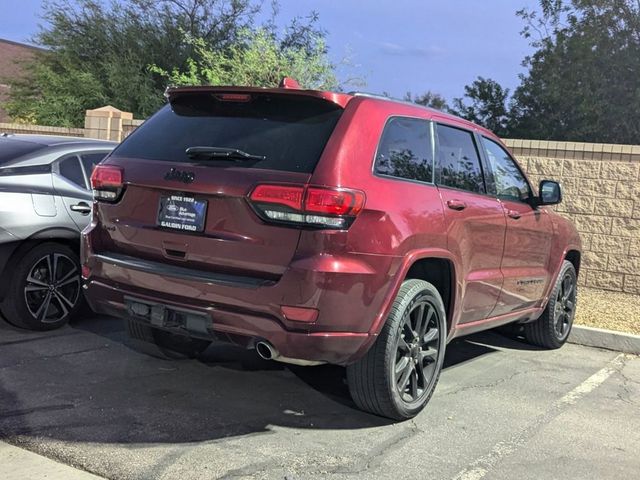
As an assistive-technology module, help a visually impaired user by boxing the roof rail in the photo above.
[349,91,395,101]
[349,91,441,111]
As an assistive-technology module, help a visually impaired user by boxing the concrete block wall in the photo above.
[0,122,85,137]
[84,105,133,142]
[504,139,640,294]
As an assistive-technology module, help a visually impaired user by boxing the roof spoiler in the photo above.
[164,80,353,108]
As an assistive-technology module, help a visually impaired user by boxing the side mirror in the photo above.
[537,180,562,206]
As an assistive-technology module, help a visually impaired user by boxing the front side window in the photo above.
[374,117,433,183]
[482,137,531,202]
[435,124,485,194]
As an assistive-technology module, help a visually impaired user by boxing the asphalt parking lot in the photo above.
[1,315,638,480]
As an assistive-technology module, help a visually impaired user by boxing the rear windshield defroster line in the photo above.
[113,93,344,174]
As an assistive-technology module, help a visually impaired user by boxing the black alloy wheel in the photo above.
[394,298,441,405]
[347,279,447,420]
[524,260,578,349]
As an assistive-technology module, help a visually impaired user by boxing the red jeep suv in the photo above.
[82,82,581,420]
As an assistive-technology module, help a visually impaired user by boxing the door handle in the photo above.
[507,210,521,220]
[446,199,467,211]
[70,202,92,215]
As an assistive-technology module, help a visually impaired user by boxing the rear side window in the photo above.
[374,117,433,183]
[113,94,343,173]
[435,124,485,194]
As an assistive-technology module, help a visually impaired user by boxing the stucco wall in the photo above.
[504,139,640,294]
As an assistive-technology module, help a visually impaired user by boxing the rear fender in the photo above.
[347,248,459,363]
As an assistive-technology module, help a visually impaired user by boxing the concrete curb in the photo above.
[569,325,640,355]
[0,441,104,479]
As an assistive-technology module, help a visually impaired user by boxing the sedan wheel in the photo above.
[24,253,81,324]
[1,243,83,330]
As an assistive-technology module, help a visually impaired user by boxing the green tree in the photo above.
[403,91,449,111]
[150,28,337,90]
[509,0,640,143]
[5,0,336,126]
[450,77,511,137]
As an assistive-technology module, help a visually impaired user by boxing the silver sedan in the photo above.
[0,133,116,330]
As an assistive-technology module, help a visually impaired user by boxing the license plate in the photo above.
[157,194,207,232]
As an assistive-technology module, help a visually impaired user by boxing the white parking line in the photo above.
[452,353,628,480]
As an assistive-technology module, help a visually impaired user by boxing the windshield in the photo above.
[113,93,344,173]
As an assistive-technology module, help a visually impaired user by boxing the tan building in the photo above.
[0,38,43,122]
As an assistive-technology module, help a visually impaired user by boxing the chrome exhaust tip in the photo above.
[255,341,277,360]
[254,340,325,366]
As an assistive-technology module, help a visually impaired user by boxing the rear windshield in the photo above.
[113,93,344,173]
[0,138,47,165]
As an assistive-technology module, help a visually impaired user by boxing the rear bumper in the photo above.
[84,278,370,365]
[83,249,402,365]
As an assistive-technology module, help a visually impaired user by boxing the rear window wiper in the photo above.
[185,146,266,161]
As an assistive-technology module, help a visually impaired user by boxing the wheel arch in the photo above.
[404,257,456,335]
[0,229,80,301]
[366,248,459,342]
[564,249,581,276]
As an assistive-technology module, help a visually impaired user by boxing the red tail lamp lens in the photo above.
[90,165,123,190]
[249,184,365,229]
[305,187,365,216]
[250,185,304,210]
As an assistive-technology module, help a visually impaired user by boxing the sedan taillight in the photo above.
[249,184,365,229]
[90,165,124,202]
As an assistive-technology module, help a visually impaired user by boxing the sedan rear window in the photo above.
[113,93,344,173]
[0,138,47,165]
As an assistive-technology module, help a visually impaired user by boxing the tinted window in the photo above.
[0,138,47,165]
[375,117,433,183]
[81,152,108,178]
[482,137,531,202]
[59,156,86,188]
[113,94,343,173]
[435,124,485,194]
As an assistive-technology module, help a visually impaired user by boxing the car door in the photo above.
[434,123,506,324]
[52,152,109,230]
[480,136,554,315]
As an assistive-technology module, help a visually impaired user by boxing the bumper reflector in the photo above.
[281,305,319,323]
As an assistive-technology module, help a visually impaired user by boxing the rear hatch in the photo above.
[92,90,345,280]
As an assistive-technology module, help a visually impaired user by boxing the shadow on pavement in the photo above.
[0,314,537,446]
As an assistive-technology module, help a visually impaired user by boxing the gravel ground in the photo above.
[576,287,640,335]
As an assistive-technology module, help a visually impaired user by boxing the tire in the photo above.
[125,318,211,359]
[524,260,577,349]
[346,279,447,420]
[1,242,82,331]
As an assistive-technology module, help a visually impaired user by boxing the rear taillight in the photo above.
[249,184,365,229]
[90,165,124,202]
